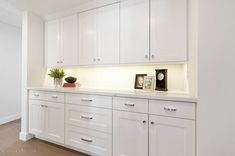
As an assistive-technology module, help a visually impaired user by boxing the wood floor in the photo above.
[0,120,88,156]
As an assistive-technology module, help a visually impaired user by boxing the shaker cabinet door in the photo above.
[78,9,97,65]
[29,100,45,137]
[149,115,195,156]
[60,15,78,66]
[45,102,65,144]
[97,3,120,64]
[150,0,187,62]
[113,111,148,156]
[45,20,61,67]
[120,0,150,64]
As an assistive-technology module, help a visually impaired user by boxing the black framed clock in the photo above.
[155,69,168,91]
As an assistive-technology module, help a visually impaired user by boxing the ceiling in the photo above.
[4,0,92,16]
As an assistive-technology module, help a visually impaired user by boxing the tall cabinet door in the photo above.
[120,0,150,64]
[29,100,45,137]
[150,0,187,62]
[60,15,78,66]
[113,111,148,156]
[45,20,61,67]
[97,3,120,65]
[78,9,97,65]
[45,102,65,144]
[149,115,195,156]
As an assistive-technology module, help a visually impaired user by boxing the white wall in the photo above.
[44,64,188,92]
[20,11,46,141]
[198,0,235,155]
[0,22,21,124]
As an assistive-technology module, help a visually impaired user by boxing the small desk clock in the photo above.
[155,69,168,91]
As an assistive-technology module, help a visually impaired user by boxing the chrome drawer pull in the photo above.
[34,94,39,97]
[81,137,93,143]
[81,98,93,102]
[51,95,58,98]
[164,107,177,112]
[81,115,93,120]
[124,103,135,107]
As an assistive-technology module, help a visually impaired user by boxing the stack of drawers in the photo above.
[65,93,113,156]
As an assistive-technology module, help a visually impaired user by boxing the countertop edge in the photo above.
[27,87,197,103]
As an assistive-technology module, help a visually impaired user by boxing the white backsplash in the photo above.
[44,64,188,92]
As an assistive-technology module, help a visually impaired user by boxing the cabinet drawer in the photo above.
[45,92,65,103]
[29,91,46,100]
[66,105,112,133]
[65,93,112,109]
[113,97,148,113]
[66,125,112,156]
[149,100,196,119]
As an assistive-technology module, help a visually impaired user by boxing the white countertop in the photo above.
[28,86,197,103]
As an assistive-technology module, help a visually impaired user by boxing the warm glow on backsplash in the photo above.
[44,64,188,92]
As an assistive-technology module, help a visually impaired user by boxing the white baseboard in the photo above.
[0,113,21,125]
[19,132,34,141]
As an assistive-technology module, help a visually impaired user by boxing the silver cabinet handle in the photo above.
[81,115,93,120]
[145,54,149,59]
[143,120,147,124]
[124,103,135,107]
[81,137,93,143]
[151,54,155,59]
[51,95,58,98]
[41,105,48,108]
[164,107,177,112]
[81,98,93,102]
[97,58,101,61]
[34,94,39,97]
[151,121,155,125]
[93,58,96,62]
[41,105,44,107]
[57,61,60,64]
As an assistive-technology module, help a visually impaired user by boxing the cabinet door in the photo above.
[113,111,148,156]
[60,15,78,66]
[150,0,187,62]
[29,100,45,137]
[45,102,65,144]
[120,0,149,64]
[97,3,120,64]
[149,115,195,156]
[78,9,97,65]
[45,20,61,67]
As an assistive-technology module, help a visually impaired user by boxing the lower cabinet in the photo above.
[29,99,65,144]
[113,112,195,156]
[65,125,112,156]
[149,115,195,156]
[113,111,148,156]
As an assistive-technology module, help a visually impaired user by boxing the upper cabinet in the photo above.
[78,9,97,65]
[120,0,150,64]
[78,3,120,65]
[45,15,78,67]
[97,3,120,64]
[150,0,187,62]
[45,20,60,67]
[45,0,188,67]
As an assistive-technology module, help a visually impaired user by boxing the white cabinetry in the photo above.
[113,111,148,156]
[29,91,65,144]
[78,3,120,65]
[149,115,195,156]
[45,20,60,67]
[28,90,196,156]
[150,0,187,62]
[65,93,113,156]
[29,100,45,137]
[45,15,78,67]
[120,0,149,64]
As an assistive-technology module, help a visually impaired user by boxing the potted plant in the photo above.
[48,68,65,87]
